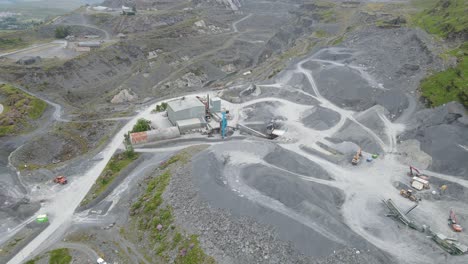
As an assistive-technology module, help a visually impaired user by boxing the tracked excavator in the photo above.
[408,166,429,180]
[351,148,362,165]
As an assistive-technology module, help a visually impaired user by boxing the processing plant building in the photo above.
[167,97,206,125]
[129,95,228,145]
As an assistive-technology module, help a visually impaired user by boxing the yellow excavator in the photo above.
[400,189,418,202]
[351,148,362,165]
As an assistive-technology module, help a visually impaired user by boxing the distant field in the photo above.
[0,0,102,23]
[0,0,102,11]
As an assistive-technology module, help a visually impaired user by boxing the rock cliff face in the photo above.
[215,0,242,10]
[258,3,328,64]
[0,43,145,107]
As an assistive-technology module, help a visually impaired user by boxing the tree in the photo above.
[55,26,70,39]
[132,118,151,133]
[123,133,135,158]
[154,102,168,112]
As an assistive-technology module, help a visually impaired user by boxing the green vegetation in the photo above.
[420,43,467,107]
[130,149,214,263]
[159,153,188,170]
[375,17,406,28]
[89,13,113,26]
[411,0,467,107]
[314,30,328,38]
[0,37,27,50]
[0,236,26,257]
[48,248,72,264]
[54,26,71,39]
[318,9,336,23]
[0,2,70,25]
[412,0,467,39]
[0,27,52,52]
[80,151,139,206]
[330,35,345,45]
[0,16,41,30]
[0,83,47,136]
[131,118,151,133]
[154,102,168,112]
[174,235,215,264]
[25,260,36,264]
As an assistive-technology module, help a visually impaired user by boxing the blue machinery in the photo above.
[221,112,227,139]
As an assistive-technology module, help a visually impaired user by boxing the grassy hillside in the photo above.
[413,0,467,39]
[413,0,467,108]
[129,149,215,263]
[80,151,140,207]
[420,43,467,107]
[0,29,51,52]
[0,83,47,136]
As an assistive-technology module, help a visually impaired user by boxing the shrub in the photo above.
[54,26,71,39]
[132,118,151,132]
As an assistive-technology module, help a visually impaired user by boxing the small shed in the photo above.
[176,118,205,133]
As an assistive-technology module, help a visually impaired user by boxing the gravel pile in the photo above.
[163,147,390,264]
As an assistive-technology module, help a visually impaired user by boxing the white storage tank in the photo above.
[210,97,221,112]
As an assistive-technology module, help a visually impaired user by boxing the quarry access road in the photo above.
[6,102,157,263]
[6,92,219,264]
[6,34,468,264]
[0,80,67,122]
[152,13,256,91]
[232,13,252,33]
[0,80,134,123]
[0,41,66,59]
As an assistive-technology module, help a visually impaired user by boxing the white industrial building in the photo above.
[167,97,206,125]
[176,118,205,133]
[78,41,101,48]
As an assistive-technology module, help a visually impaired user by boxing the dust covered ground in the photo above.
[1,0,468,264]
